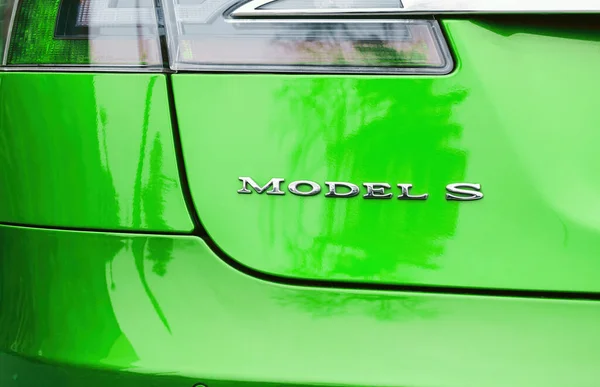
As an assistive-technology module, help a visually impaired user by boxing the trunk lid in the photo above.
[173,19,600,292]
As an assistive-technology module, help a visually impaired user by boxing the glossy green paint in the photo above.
[1,223,600,387]
[174,19,600,292]
[0,73,193,232]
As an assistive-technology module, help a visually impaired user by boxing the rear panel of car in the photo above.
[177,18,600,292]
[0,73,193,231]
[1,1,600,386]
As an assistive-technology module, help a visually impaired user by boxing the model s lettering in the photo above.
[236,176,483,200]
[0,0,599,386]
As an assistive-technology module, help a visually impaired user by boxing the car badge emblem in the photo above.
[237,177,483,201]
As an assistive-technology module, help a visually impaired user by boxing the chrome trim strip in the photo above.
[3,0,21,65]
[231,0,600,17]
[225,17,429,24]
[231,0,403,17]
[0,66,167,73]
[400,0,600,13]
[173,63,453,75]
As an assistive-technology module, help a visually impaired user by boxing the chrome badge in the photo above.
[237,177,483,201]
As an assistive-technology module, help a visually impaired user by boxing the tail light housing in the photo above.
[161,0,452,74]
[0,0,454,73]
[2,0,600,72]
[4,0,164,67]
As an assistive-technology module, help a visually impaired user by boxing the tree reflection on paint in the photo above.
[267,24,467,319]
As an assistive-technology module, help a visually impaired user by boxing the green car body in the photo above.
[2,15,600,387]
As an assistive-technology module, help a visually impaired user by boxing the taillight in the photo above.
[4,0,163,68]
[3,0,600,72]
[161,0,453,74]
[0,0,458,73]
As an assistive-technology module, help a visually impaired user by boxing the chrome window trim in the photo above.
[231,0,600,17]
